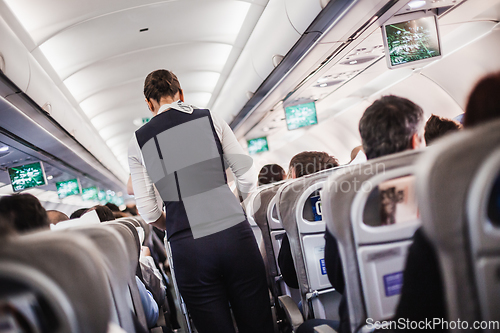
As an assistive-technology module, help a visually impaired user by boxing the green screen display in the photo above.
[56,179,80,198]
[247,137,269,155]
[385,16,440,67]
[285,102,318,130]
[8,162,47,192]
[82,187,99,201]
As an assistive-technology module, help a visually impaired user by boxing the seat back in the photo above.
[322,150,421,332]
[277,168,345,320]
[416,119,500,330]
[0,231,111,333]
[247,181,287,301]
[69,225,139,332]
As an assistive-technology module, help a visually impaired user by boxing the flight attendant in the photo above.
[128,69,274,333]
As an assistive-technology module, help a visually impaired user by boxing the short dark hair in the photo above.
[424,114,461,145]
[288,151,339,179]
[258,164,286,185]
[464,72,500,128]
[85,205,116,222]
[105,202,120,212]
[144,69,182,104]
[70,208,89,219]
[359,95,424,160]
[0,193,49,233]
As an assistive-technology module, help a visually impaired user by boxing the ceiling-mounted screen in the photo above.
[82,187,99,201]
[285,102,318,130]
[56,179,81,199]
[8,161,47,192]
[382,12,442,69]
[247,137,269,155]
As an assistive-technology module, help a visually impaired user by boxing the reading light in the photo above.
[408,0,426,9]
[319,83,328,87]
[349,60,358,65]
[0,146,8,152]
[47,175,54,180]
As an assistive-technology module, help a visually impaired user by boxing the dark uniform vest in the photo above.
[135,108,245,240]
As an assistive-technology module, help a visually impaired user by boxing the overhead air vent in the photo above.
[313,79,343,88]
[340,55,379,65]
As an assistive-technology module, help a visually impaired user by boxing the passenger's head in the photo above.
[46,210,69,225]
[85,205,115,222]
[105,202,120,212]
[258,164,286,185]
[350,145,364,163]
[463,72,500,128]
[424,114,461,145]
[0,194,49,233]
[70,208,89,219]
[144,69,183,113]
[359,95,425,160]
[288,151,339,179]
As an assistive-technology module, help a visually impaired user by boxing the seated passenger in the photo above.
[84,205,115,222]
[424,114,462,145]
[70,207,89,219]
[349,145,366,165]
[258,164,286,185]
[278,151,339,290]
[135,276,159,329]
[46,210,69,225]
[325,95,426,332]
[393,72,500,331]
[0,193,49,233]
[105,203,129,219]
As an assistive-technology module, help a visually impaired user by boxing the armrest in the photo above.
[314,324,338,333]
[278,295,304,332]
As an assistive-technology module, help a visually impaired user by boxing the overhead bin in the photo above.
[0,16,29,94]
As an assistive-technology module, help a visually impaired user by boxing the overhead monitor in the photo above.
[247,137,269,155]
[82,186,99,201]
[382,12,442,69]
[284,102,318,130]
[56,178,81,199]
[8,161,48,192]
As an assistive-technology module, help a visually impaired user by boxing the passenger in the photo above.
[424,114,461,145]
[325,95,426,333]
[258,163,286,185]
[135,276,159,329]
[0,193,49,233]
[46,210,69,225]
[84,205,115,222]
[279,151,339,289]
[105,202,128,218]
[123,204,138,216]
[70,207,89,219]
[394,72,500,331]
[128,69,274,333]
[463,72,500,127]
[349,145,367,165]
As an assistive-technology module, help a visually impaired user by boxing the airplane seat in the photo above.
[102,222,149,331]
[0,231,112,333]
[69,225,145,332]
[276,168,344,326]
[322,150,421,333]
[416,119,500,330]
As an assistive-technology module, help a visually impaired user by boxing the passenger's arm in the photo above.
[210,112,257,200]
[128,136,164,226]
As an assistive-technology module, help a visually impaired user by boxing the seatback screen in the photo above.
[8,161,47,192]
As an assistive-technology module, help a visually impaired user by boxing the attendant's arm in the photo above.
[128,136,165,229]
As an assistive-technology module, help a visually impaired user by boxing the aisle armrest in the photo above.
[278,295,304,332]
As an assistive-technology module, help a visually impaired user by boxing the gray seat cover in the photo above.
[416,119,500,330]
[322,150,421,332]
[0,231,111,333]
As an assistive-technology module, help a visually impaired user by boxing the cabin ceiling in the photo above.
[1,0,270,173]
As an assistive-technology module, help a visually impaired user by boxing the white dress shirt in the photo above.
[128,101,257,223]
